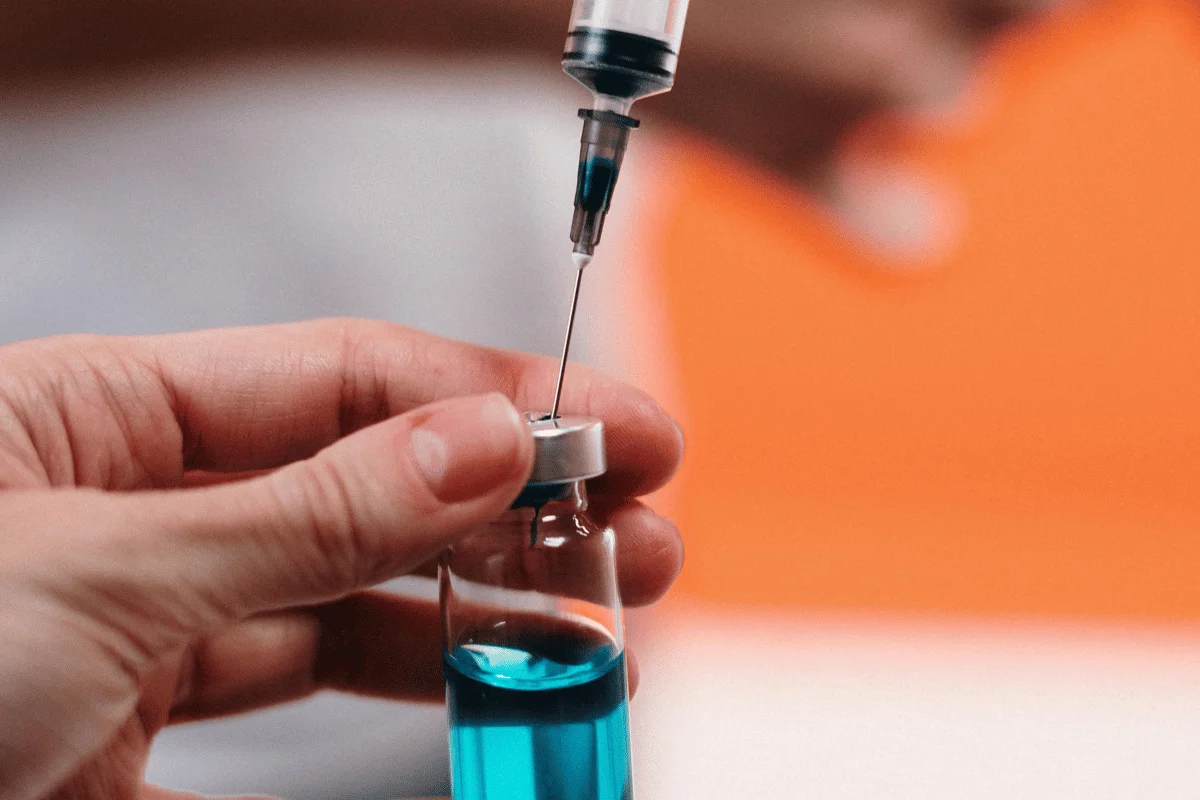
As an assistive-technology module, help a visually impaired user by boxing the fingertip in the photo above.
[595,388,685,499]
[406,393,532,506]
[609,504,685,607]
[638,523,685,607]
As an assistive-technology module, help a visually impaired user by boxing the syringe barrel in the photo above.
[567,0,689,51]
[563,0,688,102]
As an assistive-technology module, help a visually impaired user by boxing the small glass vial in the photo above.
[440,416,631,800]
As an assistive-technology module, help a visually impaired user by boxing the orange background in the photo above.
[657,0,1200,620]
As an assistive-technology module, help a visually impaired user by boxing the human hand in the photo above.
[0,319,684,800]
[664,0,1060,222]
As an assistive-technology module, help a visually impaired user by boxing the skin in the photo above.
[672,0,1062,190]
[0,318,685,800]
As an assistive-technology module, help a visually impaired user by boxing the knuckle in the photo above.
[280,457,381,591]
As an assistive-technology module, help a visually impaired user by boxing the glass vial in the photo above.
[440,416,632,800]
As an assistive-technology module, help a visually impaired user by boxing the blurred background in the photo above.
[3,0,1200,796]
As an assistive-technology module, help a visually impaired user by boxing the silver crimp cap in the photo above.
[526,414,606,485]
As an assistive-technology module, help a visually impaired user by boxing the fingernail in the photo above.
[409,394,528,504]
[671,417,687,453]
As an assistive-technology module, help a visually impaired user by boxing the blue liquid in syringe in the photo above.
[445,643,632,800]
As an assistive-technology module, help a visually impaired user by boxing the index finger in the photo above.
[140,318,682,499]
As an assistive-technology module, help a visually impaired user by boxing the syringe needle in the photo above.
[551,265,586,421]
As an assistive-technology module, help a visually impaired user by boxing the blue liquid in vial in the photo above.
[445,644,632,800]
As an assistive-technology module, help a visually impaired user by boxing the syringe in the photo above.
[550,0,690,419]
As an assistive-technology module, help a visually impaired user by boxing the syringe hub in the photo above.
[570,108,639,257]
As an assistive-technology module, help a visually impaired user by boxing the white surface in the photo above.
[633,609,1200,799]
[149,694,450,799]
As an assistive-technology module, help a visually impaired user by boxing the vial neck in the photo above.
[510,480,589,512]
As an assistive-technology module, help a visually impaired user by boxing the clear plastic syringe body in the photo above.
[562,0,689,257]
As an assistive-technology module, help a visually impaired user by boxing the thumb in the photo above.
[120,392,533,632]
[0,393,530,800]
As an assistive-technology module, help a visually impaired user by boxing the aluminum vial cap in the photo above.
[526,414,607,485]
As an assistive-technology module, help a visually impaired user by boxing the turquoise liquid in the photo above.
[445,644,632,800]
